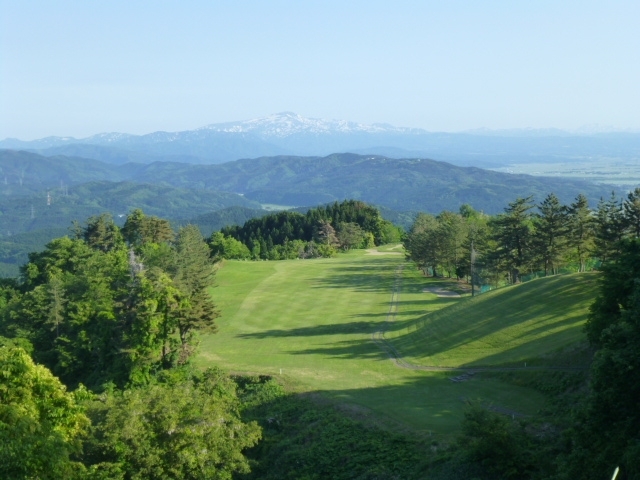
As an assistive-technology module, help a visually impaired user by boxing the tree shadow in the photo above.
[310,258,402,294]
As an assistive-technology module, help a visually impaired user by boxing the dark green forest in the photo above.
[215,200,402,260]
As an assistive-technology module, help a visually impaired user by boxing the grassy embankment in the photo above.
[198,248,597,436]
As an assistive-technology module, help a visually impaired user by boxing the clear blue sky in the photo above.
[2,1,639,139]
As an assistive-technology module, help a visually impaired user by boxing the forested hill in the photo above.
[128,153,615,213]
[2,150,615,214]
[0,181,259,235]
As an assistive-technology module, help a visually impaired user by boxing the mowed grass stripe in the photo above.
[386,272,599,368]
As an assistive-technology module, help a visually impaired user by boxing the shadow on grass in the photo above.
[236,319,405,339]
[387,274,599,363]
[310,258,402,294]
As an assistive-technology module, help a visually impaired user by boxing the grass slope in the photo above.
[197,251,590,435]
[386,271,599,368]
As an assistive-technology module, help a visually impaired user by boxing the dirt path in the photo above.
[371,264,586,374]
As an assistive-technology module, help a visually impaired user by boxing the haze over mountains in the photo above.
[0,112,631,276]
[3,112,640,167]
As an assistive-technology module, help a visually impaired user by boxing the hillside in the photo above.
[130,153,614,213]
[1,149,614,214]
[0,181,259,235]
[0,149,128,196]
[196,251,594,434]
[385,272,599,368]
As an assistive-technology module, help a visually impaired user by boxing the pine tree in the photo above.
[623,187,640,238]
[490,197,534,283]
[594,192,625,263]
[170,225,218,364]
[532,193,569,275]
[567,193,595,272]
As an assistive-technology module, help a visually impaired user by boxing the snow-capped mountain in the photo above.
[2,113,639,168]
[200,112,424,137]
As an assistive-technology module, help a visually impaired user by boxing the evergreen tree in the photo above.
[567,193,595,272]
[83,213,124,253]
[532,193,569,275]
[594,192,625,263]
[170,225,218,363]
[490,197,535,283]
[123,208,174,246]
[623,187,640,238]
[436,211,467,278]
[563,239,640,479]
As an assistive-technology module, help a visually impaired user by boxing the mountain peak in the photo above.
[200,112,420,138]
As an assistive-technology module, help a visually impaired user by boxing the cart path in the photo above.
[371,264,587,373]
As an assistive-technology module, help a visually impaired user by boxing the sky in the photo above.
[1,1,640,139]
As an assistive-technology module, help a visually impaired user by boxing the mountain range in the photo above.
[3,112,640,167]
[0,145,622,277]
[0,150,615,215]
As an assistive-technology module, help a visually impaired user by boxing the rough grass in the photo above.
[197,251,594,435]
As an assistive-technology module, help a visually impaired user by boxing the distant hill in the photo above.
[127,153,615,213]
[3,112,640,167]
[0,181,259,236]
[0,149,127,196]
[1,149,616,215]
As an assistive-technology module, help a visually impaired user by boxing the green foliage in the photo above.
[531,193,569,275]
[404,210,484,279]
[561,240,640,479]
[170,225,219,363]
[238,386,428,480]
[218,200,390,259]
[7,236,132,387]
[336,221,366,250]
[1,213,219,389]
[122,208,174,246]
[490,196,535,283]
[210,232,251,260]
[456,407,537,479]
[83,368,261,479]
[586,239,640,346]
[0,347,90,479]
[567,193,595,272]
[593,192,625,263]
[83,213,125,252]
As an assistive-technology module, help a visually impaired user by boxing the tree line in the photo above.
[404,189,640,287]
[212,200,402,260]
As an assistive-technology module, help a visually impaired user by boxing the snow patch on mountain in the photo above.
[199,112,425,137]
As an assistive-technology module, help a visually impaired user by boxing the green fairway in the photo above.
[197,251,593,435]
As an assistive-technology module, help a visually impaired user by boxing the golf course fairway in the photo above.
[197,249,595,435]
